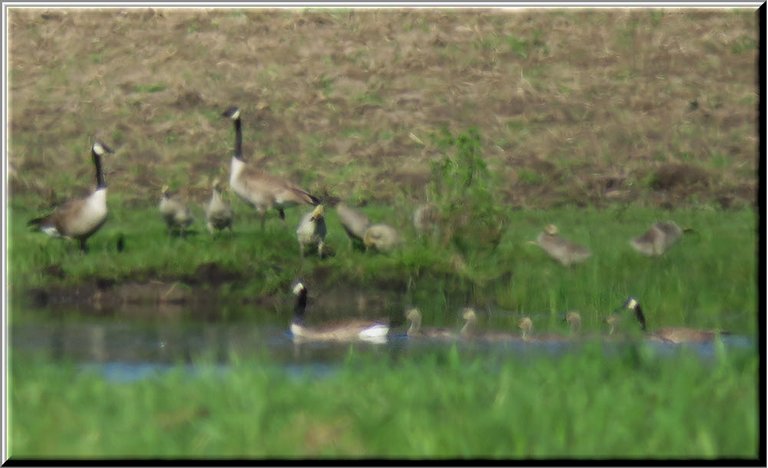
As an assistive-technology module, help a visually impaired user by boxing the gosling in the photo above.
[405,307,456,339]
[205,178,233,234]
[630,221,684,256]
[296,204,327,258]
[159,185,194,236]
[335,202,370,250]
[363,223,401,253]
[534,224,591,267]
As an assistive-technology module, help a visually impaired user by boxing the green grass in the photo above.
[8,343,758,458]
[9,195,757,334]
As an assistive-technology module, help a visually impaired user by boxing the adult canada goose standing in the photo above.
[296,204,327,258]
[205,178,233,234]
[630,221,685,256]
[222,106,320,228]
[290,281,389,343]
[335,202,371,250]
[618,297,728,344]
[533,224,591,267]
[405,307,456,339]
[159,185,194,236]
[28,140,114,253]
[363,223,401,253]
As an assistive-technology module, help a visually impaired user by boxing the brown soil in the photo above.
[7,8,758,210]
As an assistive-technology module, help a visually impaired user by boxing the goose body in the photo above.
[620,297,728,344]
[159,186,193,235]
[363,223,401,253]
[405,308,456,339]
[296,205,327,257]
[290,282,389,343]
[535,224,591,266]
[205,179,233,234]
[630,221,683,256]
[28,141,113,252]
[222,106,319,227]
[335,202,371,249]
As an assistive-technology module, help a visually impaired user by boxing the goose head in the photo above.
[92,140,114,156]
[544,224,559,235]
[310,204,325,222]
[621,296,647,332]
[222,106,241,120]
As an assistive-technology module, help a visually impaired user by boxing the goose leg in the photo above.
[278,208,286,221]
[79,239,88,254]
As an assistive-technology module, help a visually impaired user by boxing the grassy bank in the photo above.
[8,344,758,459]
[9,196,758,334]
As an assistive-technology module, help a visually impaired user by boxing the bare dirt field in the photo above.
[7,8,759,210]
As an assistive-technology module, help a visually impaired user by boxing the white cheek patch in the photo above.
[627,298,638,310]
[93,142,105,155]
[292,282,305,295]
[231,109,240,119]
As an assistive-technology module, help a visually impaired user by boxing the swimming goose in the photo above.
[335,202,371,250]
[405,307,456,339]
[28,141,114,253]
[564,311,582,335]
[222,106,320,228]
[533,224,591,266]
[290,281,389,343]
[296,204,327,258]
[205,178,233,234]
[159,185,194,236]
[619,297,728,344]
[363,223,401,253]
[630,221,684,256]
[460,308,519,341]
[518,316,575,342]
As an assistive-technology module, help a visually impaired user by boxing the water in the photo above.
[10,303,755,383]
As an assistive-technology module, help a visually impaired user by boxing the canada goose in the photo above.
[533,224,591,266]
[205,178,233,234]
[159,185,194,236]
[363,223,401,253]
[405,307,456,339]
[630,221,685,256]
[335,202,371,250]
[296,204,327,258]
[413,202,441,236]
[28,141,114,253]
[290,281,389,343]
[619,297,728,344]
[222,106,320,228]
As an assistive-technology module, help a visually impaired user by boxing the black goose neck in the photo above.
[233,117,243,161]
[293,288,307,325]
[92,149,106,189]
[633,305,647,332]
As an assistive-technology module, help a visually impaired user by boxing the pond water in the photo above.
[10,300,755,383]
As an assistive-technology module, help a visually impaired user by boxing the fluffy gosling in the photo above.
[159,185,194,236]
[363,223,401,253]
[296,204,327,258]
[205,178,233,234]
